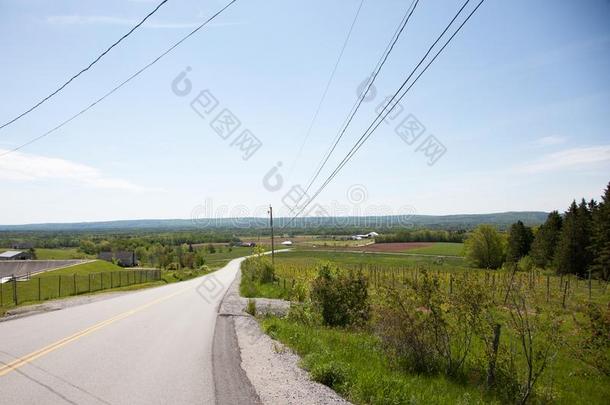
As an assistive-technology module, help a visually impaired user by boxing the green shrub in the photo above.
[571,302,610,376]
[376,271,492,377]
[242,255,276,284]
[517,255,534,272]
[290,280,308,302]
[309,360,349,389]
[287,302,322,326]
[310,263,369,327]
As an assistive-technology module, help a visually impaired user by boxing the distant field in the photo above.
[240,235,370,249]
[35,248,92,260]
[291,241,466,257]
[404,242,465,256]
[275,249,469,270]
[204,246,259,269]
[32,260,121,277]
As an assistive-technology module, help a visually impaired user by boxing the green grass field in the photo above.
[35,248,93,260]
[263,318,498,404]
[205,246,259,269]
[32,260,121,276]
[405,242,465,256]
[275,249,470,270]
[0,260,162,311]
[243,250,610,405]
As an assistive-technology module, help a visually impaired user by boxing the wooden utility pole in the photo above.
[268,205,275,266]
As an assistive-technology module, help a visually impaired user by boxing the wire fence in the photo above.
[272,262,610,311]
[0,269,161,308]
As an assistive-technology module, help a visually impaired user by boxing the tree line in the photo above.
[466,181,610,280]
[376,229,465,243]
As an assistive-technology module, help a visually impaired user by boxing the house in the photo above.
[0,250,32,260]
[280,240,293,246]
[98,251,138,267]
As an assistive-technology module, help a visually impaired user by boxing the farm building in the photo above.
[98,251,138,267]
[351,231,380,240]
[0,250,32,260]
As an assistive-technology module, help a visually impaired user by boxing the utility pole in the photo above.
[268,205,275,266]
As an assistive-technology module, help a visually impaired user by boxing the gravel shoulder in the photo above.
[217,270,351,405]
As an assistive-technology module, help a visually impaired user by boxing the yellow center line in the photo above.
[0,287,191,377]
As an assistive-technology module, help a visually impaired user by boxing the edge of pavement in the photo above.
[212,255,351,405]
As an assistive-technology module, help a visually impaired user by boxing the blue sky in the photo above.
[0,0,609,225]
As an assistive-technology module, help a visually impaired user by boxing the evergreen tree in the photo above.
[530,211,562,268]
[506,220,534,263]
[591,182,610,280]
[554,200,592,277]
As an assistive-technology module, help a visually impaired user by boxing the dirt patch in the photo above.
[350,242,434,253]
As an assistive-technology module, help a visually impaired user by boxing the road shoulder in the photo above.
[215,269,351,405]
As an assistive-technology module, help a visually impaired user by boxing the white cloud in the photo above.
[0,149,161,192]
[514,145,610,173]
[46,15,241,29]
[531,135,567,147]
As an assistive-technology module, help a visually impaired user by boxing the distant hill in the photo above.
[0,212,549,232]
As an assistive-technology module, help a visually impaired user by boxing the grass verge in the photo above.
[261,317,499,405]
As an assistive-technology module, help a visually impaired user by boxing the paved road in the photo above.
[0,258,250,405]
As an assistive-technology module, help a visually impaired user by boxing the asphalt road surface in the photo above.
[0,258,254,405]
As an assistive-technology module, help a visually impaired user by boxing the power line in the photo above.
[0,0,171,132]
[288,0,366,177]
[286,0,485,227]
[0,0,238,159]
[290,0,420,214]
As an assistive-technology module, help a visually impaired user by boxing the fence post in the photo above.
[486,324,502,388]
[503,265,517,305]
[12,276,18,305]
[449,274,453,295]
